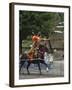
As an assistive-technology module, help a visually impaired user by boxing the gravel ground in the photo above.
[19,60,64,79]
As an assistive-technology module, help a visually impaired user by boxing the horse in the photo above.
[19,45,49,75]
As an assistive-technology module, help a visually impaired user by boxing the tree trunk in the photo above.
[48,40,53,53]
[47,33,53,53]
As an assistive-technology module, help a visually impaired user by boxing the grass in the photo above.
[22,40,32,48]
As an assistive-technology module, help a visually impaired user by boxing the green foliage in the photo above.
[19,11,64,40]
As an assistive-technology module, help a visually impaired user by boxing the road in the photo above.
[19,60,64,79]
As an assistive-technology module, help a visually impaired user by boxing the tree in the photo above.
[19,11,64,53]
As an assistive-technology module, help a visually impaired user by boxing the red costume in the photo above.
[32,35,40,42]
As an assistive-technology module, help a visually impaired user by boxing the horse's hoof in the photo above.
[28,72,30,75]
[46,67,49,72]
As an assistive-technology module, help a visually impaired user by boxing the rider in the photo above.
[32,32,41,48]
[27,47,35,61]
[27,32,41,61]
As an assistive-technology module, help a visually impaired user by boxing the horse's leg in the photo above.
[37,61,42,75]
[27,61,31,75]
[19,61,25,73]
[41,60,49,72]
